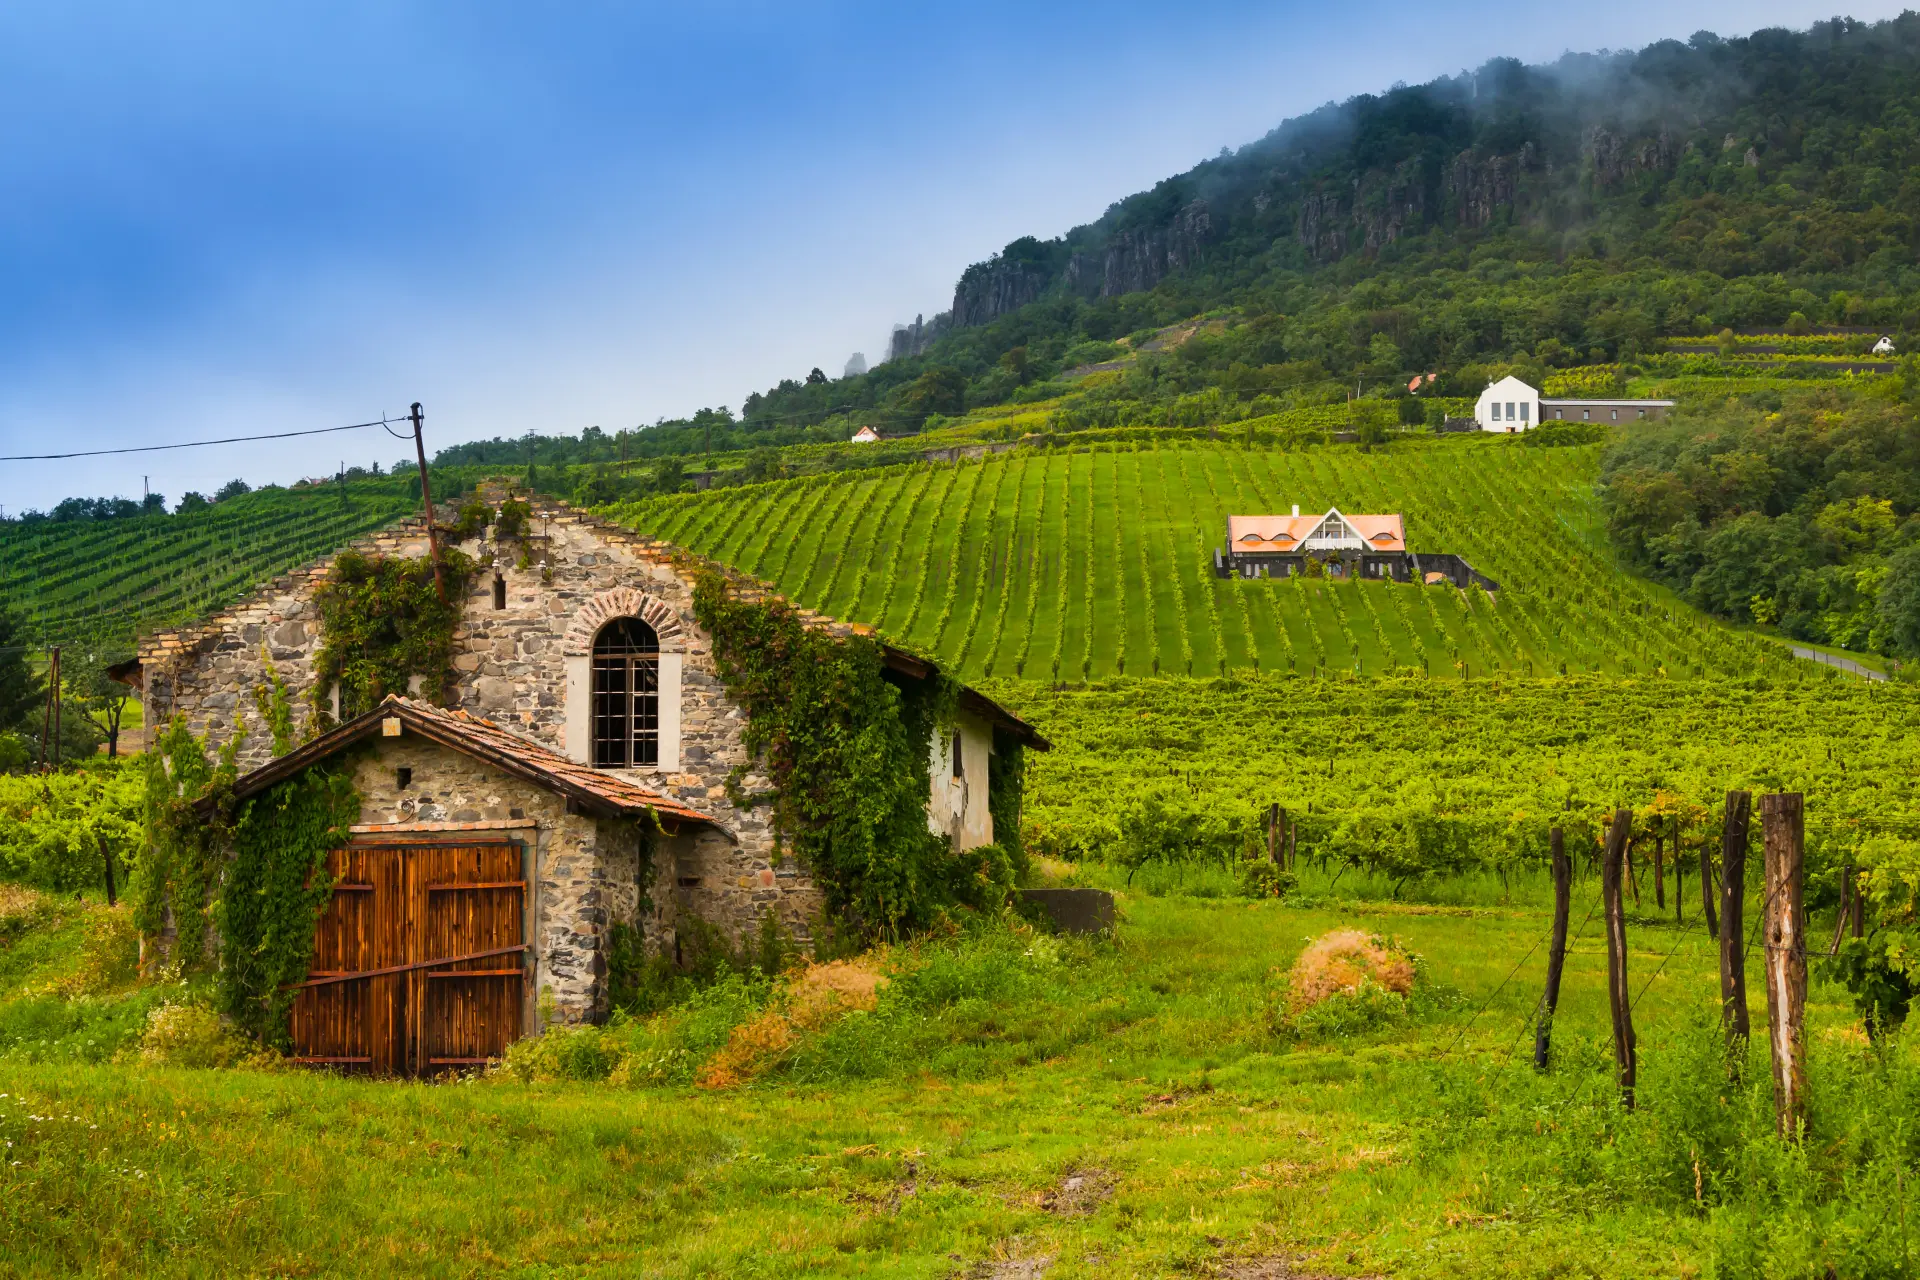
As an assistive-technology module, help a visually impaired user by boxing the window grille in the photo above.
[591,618,660,768]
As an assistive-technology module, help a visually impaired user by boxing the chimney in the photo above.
[1291,504,1300,518]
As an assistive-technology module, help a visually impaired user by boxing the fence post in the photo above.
[1534,826,1571,1070]
[1673,814,1685,926]
[100,833,116,908]
[1720,791,1751,1046]
[1761,792,1807,1139]
[1602,807,1637,1109]
[1698,811,1719,940]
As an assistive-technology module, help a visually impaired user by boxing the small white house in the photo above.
[1477,377,1676,432]
[850,425,883,443]
[1475,376,1540,431]
[1874,336,1897,357]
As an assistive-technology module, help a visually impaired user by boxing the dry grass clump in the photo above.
[696,958,886,1089]
[1285,929,1415,1014]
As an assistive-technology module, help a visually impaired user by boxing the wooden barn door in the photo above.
[289,841,527,1075]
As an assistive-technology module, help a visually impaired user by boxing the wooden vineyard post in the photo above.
[1602,808,1637,1109]
[1829,864,1854,957]
[1533,826,1572,1070]
[100,833,116,907]
[1720,791,1751,1046]
[1760,792,1807,1139]
[1266,804,1282,869]
[1672,814,1685,926]
[1850,865,1865,940]
[1698,811,1719,939]
[1653,827,1666,910]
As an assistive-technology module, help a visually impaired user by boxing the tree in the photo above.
[806,368,828,386]
[177,492,211,514]
[66,649,135,758]
[892,366,967,428]
[0,605,43,733]
[1876,542,1920,656]
[214,478,251,501]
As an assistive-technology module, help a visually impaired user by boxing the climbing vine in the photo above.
[216,767,358,1046]
[693,570,984,937]
[132,715,239,971]
[987,727,1028,877]
[251,649,297,754]
[311,548,474,723]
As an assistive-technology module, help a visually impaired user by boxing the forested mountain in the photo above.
[736,16,1920,433]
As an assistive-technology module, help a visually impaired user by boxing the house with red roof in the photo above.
[1213,505,1497,590]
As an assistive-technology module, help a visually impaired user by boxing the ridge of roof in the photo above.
[210,694,723,829]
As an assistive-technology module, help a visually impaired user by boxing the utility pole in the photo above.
[39,646,59,770]
[411,403,448,605]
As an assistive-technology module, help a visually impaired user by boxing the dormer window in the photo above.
[592,618,659,768]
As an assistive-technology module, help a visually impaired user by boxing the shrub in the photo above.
[1286,929,1416,1010]
[496,968,770,1086]
[136,1001,269,1070]
[1238,860,1297,899]
[63,906,139,997]
[1271,929,1420,1040]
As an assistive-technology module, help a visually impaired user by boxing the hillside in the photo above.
[734,17,1920,443]
[605,435,1797,682]
[0,481,419,655]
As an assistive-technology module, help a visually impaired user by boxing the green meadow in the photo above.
[0,865,1898,1279]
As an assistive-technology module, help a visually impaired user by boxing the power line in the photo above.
[0,418,401,462]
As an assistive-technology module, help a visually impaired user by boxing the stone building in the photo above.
[123,488,1047,1057]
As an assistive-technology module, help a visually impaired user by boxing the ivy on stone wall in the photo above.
[132,715,239,971]
[694,570,1015,938]
[216,767,358,1046]
[311,548,474,723]
[251,649,297,754]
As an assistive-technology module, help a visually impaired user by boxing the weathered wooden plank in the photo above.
[1761,792,1807,1139]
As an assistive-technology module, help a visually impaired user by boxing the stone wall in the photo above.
[138,486,833,959]
[345,732,686,1024]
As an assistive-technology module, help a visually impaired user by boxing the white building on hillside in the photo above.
[1475,376,1676,432]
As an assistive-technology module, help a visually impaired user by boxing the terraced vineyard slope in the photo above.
[609,438,1797,682]
[0,483,417,653]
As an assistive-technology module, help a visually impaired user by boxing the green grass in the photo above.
[609,438,1797,683]
[0,866,1894,1278]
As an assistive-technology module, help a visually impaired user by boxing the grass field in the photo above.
[610,438,1796,683]
[0,864,1891,1279]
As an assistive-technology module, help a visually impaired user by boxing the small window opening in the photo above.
[396,767,413,790]
[951,732,964,779]
[493,574,507,609]
[1611,409,1619,421]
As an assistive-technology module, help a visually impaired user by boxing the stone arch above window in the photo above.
[562,588,684,657]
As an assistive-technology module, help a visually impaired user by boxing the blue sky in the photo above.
[0,0,1905,514]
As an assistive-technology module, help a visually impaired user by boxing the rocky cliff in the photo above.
[889,24,1867,336]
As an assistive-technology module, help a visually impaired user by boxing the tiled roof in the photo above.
[1228,510,1405,554]
[213,695,721,829]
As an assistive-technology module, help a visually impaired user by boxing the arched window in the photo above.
[591,618,659,768]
